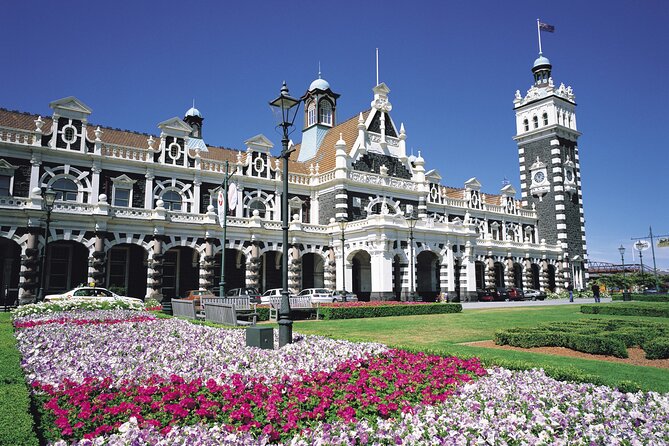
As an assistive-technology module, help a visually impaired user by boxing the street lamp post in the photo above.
[618,244,629,301]
[37,187,57,302]
[269,81,300,348]
[406,213,418,301]
[218,161,234,299]
[336,217,347,300]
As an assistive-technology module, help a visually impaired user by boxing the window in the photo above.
[532,116,538,128]
[307,102,316,126]
[0,175,10,196]
[162,190,182,211]
[113,188,131,207]
[319,100,333,126]
[542,113,548,126]
[168,143,180,160]
[523,119,529,131]
[63,125,76,144]
[52,178,78,201]
[249,199,266,218]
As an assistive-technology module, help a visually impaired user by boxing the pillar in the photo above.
[147,236,163,301]
[288,246,301,295]
[485,257,495,288]
[199,238,215,291]
[19,231,39,304]
[88,233,106,287]
[369,242,394,301]
[246,243,260,290]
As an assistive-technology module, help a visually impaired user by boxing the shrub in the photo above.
[317,303,462,320]
[581,302,669,318]
[611,293,669,303]
[643,337,669,360]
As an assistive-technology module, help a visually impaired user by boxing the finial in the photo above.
[318,61,321,78]
[400,122,405,134]
[192,98,195,108]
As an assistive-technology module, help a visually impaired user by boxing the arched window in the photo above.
[542,113,548,126]
[162,190,182,211]
[52,178,78,201]
[523,119,529,131]
[319,100,333,126]
[532,116,538,129]
[307,102,316,127]
[248,199,266,218]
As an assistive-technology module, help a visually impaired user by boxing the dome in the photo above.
[309,77,330,91]
[185,106,201,118]
[533,54,551,69]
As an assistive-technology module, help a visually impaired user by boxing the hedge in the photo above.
[494,319,669,359]
[643,337,669,360]
[611,293,669,303]
[0,315,39,446]
[581,302,669,318]
[317,303,462,320]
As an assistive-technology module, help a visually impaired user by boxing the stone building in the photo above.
[0,53,586,305]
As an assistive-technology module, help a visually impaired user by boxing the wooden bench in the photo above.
[171,298,197,319]
[203,301,254,326]
[269,296,319,321]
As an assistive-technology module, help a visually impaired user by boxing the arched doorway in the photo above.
[0,238,20,307]
[392,254,402,300]
[45,240,88,294]
[531,264,540,289]
[162,246,199,300]
[213,249,246,295]
[351,251,371,301]
[416,251,440,301]
[302,253,325,289]
[259,250,282,292]
[475,261,485,289]
[547,264,556,292]
[494,262,505,288]
[106,244,148,298]
[513,263,523,288]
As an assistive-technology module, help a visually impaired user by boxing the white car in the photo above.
[260,288,283,304]
[44,287,143,305]
[328,290,359,302]
[296,288,337,304]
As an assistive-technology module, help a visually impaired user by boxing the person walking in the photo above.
[567,283,574,302]
[592,283,601,303]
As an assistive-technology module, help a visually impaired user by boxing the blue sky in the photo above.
[2,0,668,269]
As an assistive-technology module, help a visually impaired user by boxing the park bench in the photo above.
[201,297,258,325]
[171,298,197,319]
[203,301,254,326]
[268,296,319,321]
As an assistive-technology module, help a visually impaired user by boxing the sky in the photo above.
[2,0,668,269]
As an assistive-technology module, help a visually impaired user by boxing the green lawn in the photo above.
[294,304,669,393]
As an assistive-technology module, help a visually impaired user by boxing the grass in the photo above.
[294,304,669,393]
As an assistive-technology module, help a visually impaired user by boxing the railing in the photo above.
[485,204,504,213]
[201,159,227,173]
[317,171,336,183]
[348,171,418,191]
[111,207,152,219]
[101,143,149,161]
[444,198,467,208]
[0,196,29,207]
[300,223,329,233]
[0,127,39,146]
[168,212,208,223]
[288,173,310,185]
[52,202,96,213]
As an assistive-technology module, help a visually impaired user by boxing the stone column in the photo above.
[540,260,549,292]
[324,247,336,290]
[19,231,40,304]
[288,246,301,295]
[147,236,164,301]
[523,259,533,290]
[485,257,496,288]
[199,239,215,291]
[369,240,394,301]
[144,171,154,209]
[460,242,478,302]
[88,232,106,287]
[505,258,515,288]
[246,243,260,290]
[29,155,42,192]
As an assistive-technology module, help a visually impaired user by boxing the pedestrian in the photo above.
[567,284,574,302]
[592,283,601,303]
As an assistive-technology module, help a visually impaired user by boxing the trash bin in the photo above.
[246,326,274,349]
[622,292,631,302]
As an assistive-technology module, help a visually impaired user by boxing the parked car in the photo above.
[44,287,142,305]
[506,287,525,301]
[476,287,500,302]
[523,288,547,300]
[225,287,261,304]
[260,288,283,304]
[327,290,358,302]
[296,288,334,304]
[496,287,510,301]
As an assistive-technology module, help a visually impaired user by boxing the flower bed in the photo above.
[12,299,145,318]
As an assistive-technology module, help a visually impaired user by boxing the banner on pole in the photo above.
[658,237,669,248]
[217,191,225,227]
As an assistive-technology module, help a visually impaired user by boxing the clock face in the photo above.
[533,171,545,183]
[566,170,574,182]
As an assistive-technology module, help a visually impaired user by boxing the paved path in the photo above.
[459,297,613,310]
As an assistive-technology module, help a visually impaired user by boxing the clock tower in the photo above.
[513,53,588,290]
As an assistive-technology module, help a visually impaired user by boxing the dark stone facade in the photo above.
[100,170,145,208]
[3,156,31,197]
[317,190,338,224]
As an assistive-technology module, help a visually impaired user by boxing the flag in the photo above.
[539,22,555,33]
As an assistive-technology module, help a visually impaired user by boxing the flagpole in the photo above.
[537,18,542,54]
[376,48,379,85]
